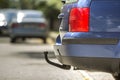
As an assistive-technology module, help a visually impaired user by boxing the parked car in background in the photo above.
[53,0,120,80]
[0,12,7,35]
[9,10,48,43]
[0,9,17,35]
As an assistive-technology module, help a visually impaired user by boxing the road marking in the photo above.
[78,70,94,80]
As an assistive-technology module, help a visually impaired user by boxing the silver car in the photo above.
[0,9,17,35]
[0,13,7,35]
[9,10,48,43]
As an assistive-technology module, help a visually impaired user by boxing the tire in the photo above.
[22,38,26,42]
[10,37,17,43]
[0,30,3,36]
[43,37,47,44]
[113,73,120,80]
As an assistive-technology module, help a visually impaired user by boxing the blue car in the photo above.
[49,0,120,79]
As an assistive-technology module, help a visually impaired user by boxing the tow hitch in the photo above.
[44,51,71,70]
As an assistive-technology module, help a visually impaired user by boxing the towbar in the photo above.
[44,51,71,70]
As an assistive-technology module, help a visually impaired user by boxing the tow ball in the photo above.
[44,51,71,70]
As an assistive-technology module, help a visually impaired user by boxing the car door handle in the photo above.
[58,13,64,19]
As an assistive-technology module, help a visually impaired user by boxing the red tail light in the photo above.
[69,8,89,32]
[11,23,19,28]
[39,23,46,27]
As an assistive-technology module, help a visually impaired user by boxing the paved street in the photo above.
[0,37,115,80]
[0,37,83,80]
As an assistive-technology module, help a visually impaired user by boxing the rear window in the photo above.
[17,11,44,19]
[24,14,43,18]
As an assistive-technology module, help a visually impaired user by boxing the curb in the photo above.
[49,32,58,41]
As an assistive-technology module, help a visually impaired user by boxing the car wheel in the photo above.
[0,30,3,35]
[43,37,47,44]
[114,76,120,80]
[113,73,120,80]
[10,37,17,43]
[22,38,26,42]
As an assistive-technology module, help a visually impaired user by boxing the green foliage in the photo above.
[47,0,62,9]
[35,1,62,30]
[0,0,62,30]
[0,0,9,9]
[36,1,61,19]
[20,0,32,9]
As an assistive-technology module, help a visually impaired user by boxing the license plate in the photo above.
[22,24,39,28]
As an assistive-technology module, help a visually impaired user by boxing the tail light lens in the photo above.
[69,8,89,32]
[39,23,46,27]
[11,23,19,28]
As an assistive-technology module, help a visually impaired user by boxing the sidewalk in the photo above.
[49,31,59,41]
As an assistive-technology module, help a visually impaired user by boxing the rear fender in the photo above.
[56,35,61,45]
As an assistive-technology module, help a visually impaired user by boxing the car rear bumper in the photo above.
[56,55,120,73]
[54,44,120,73]
[54,32,120,73]
[10,33,48,38]
[10,29,48,38]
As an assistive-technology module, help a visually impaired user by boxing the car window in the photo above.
[24,14,43,18]
[16,11,44,23]
[6,12,16,23]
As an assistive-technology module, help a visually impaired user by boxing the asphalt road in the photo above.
[0,37,83,80]
[0,37,115,80]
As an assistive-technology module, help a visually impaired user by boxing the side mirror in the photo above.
[61,0,66,4]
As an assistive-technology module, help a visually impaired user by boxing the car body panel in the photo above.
[90,0,120,32]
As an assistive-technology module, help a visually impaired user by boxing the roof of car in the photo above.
[18,10,43,14]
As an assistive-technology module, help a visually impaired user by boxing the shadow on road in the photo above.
[12,51,56,59]
[10,42,46,45]
[0,34,9,37]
